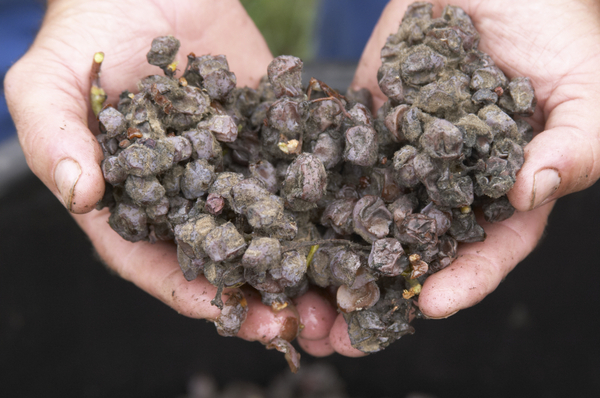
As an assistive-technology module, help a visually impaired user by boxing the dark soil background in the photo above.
[1,165,599,398]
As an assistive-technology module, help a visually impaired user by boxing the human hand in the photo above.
[312,0,600,356]
[3,0,341,351]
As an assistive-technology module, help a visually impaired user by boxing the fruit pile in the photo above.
[95,1,535,365]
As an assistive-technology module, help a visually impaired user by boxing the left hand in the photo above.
[302,0,600,356]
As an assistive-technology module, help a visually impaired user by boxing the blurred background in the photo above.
[1,0,600,397]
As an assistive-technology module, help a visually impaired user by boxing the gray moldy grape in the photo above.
[95,2,535,370]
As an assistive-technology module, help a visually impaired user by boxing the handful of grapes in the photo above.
[94,1,535,370]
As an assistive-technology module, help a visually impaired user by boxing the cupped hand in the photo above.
[3,0,331,349]
[311,0,600,356]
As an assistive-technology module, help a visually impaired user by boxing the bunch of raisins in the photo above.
[95,1,536,367]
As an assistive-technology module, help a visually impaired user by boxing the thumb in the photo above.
[508,92,600,211]
[5,51,105,213]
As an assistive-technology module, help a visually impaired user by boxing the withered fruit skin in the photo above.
[96,0,535,364]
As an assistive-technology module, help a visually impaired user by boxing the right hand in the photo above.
[4,0,343,351]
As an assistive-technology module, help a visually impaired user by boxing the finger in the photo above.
[293,289,338,341]
[237,287,300,344]
[5,52,105,214]
[328,314,368,357]
[508,97,600,211]
[418,203,553,319]
[297,336,335,357]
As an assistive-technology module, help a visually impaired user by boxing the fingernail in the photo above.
[422,309,459,320]
[54,158,81,211]
[279,316,300,342]
[531,168,561,209]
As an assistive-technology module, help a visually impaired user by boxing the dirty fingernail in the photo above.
[279,316,301,342]
[422,309,459,320]
[531,168,560,209]
[54,158,81,211]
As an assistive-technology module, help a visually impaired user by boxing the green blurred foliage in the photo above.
[240,0,319,61]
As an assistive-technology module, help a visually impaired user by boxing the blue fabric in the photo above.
[0,0,44,143]
[315,0,388,61]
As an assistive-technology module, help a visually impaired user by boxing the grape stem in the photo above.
[90,52,106,116]
[309,97,354,121]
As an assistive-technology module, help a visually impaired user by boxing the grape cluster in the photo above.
[95,1,535,365]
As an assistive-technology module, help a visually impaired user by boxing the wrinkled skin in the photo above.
[4,0,600,359]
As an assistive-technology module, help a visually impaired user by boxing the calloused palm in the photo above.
[4,0,343,351]
[310,0,600,356]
